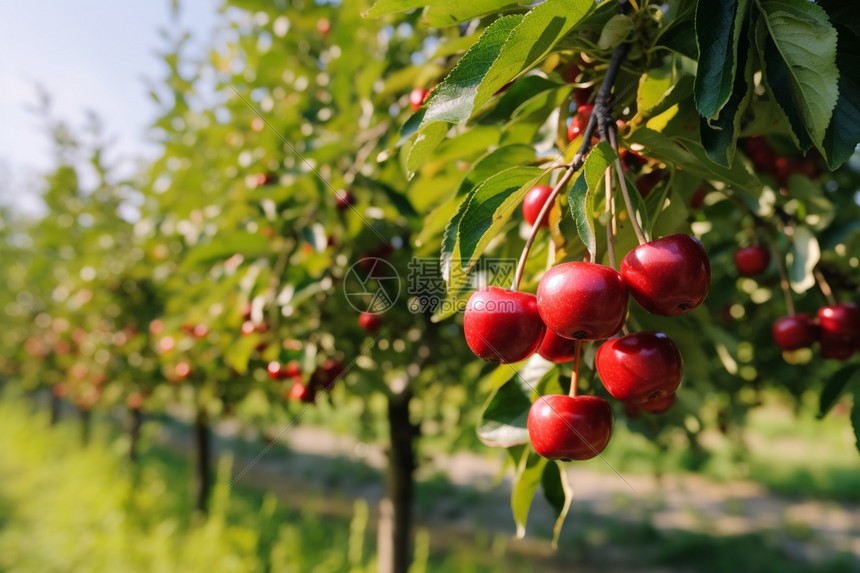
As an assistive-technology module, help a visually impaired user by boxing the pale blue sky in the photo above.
[0,1,219,214]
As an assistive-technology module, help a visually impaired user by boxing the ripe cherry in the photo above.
[635,170,662,198]
[537,329,580,364]
[175,361,191,380]
[734,245,771,277]
[267,361,290,381]
[464,287,545,363]
[567,104,594,142]
[336,190,355,210]
[641,393,676,414]
[285,360,302,378]
[620,149,646,173]
[817,303,860,360]
[620,234,710,316]
[288,381,316,403]
[817,303,860,342]
[596,332,682,404]
[358,312,383,333]
[819,333,857,361]
[322,359,345,383]
[537,262,628,340]
[409,87,430,112]
[522,185,555,229]
[316,18,331,36]
[527,395,613,461]
[772,314,817,351]
[574,86,593,107]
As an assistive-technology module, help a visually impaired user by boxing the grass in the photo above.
[0,392,857,573]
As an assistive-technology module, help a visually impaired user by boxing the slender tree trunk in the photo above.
[79,407,91,446]
[129,407,143,463]
[194,405,212,514]
[378,387,417,573]
[49,391,61,426]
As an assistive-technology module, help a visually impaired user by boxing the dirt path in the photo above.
[156,408,860,571]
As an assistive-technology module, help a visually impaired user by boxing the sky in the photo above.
[0,1,220,215]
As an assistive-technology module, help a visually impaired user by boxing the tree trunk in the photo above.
[79,407,91,446]
[49,391,61,426]
[377,387,417,573]
[194,405,212,514]
[129,407,143,463]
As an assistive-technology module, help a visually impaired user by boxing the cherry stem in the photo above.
[569,340,583,398]
[511,26,631,291]
[604,166,617,270]
[765,231,795,316]
[814,268,837,306]
[607,124,647,245]
[511,167,576,291]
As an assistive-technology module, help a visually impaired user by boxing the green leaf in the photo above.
[787,225,820,293]
[517,353,558,398]
[628,127,762,194]
[541,460,573,549]
[637,64,695,121]
[477,378,532,448]
[851,392,860,456]
[598,14,633,50]
[421,0,593,127]
[700,35,753,166]
[181,233,273,270]
[817,364,860,418]
[424,1,530,28]
[441,145,537,288]
[455,166,545,274]
[402,122,449,180]
[568,142,617,261]
[364,0,525,23]
[756,0,838,149]
[694,0,749,119]
[822,24,860,169]
[511,449,547,538]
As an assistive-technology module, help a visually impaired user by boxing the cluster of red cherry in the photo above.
[733,244,860,360]
[464,185,711,461]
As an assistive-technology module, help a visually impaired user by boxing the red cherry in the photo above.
[358,312,383,333]
[635,170,662,198]
[321,359,345,383]
[267,361,287,381]
[772,314,818,351]
[560,62,581,83]
[641,393,676,414]
[537,329,580,364]
[175,361,191,380]
[316,18,331,36]
[288,381,316,403]
[536,262,628,340]
[734,245,771,277]
[409,87,429,112]
[817,303,860,360]
[336,190,355,210]
[620,234,711,316]
[574,86,593,107]
[690,188,707,209]
[596,332,682,404]
[522,185,555,229]
[464,287,546,363]
[527,395,613,461]
[567,104,594,142]
[193,323,209,339]
[819,332,857,361]
[285,360,302,378]
[817,303,860,341]
[620,149,646,173]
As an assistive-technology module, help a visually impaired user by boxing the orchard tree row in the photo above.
[1,0,860,571]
